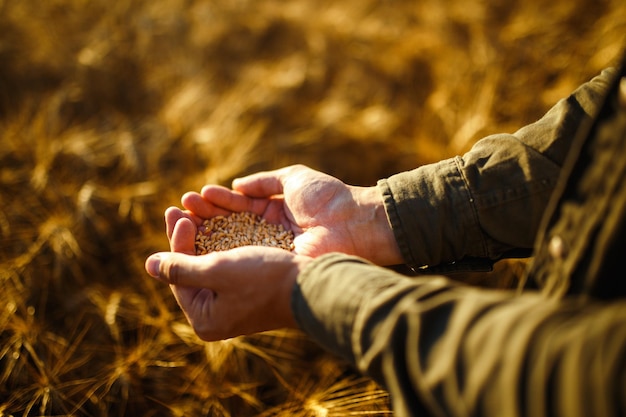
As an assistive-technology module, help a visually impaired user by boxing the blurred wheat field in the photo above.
[1,0,625,415]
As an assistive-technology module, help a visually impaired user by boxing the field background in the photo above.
[1,0,625,415]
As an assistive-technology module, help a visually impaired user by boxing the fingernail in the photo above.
[146,254,161,277]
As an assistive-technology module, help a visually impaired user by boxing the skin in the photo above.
[172,164,402,264]
[145,164,402,341]
[147,217,308,341]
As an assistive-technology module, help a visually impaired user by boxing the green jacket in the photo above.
[292,59,626,417]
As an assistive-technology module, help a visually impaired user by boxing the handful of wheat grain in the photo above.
[195,212,295,255]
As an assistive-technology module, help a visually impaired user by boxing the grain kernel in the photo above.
[194,212,295,255]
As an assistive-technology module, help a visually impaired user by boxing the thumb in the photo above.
[145,252,210,287]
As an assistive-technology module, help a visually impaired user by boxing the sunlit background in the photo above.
[1,0,625,415]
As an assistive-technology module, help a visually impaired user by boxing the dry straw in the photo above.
[2,0,625,414]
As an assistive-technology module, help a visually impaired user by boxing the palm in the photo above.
[277,171,357,258]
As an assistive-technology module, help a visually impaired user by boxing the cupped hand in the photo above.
[178,164,403,266]
[146,216,310,341]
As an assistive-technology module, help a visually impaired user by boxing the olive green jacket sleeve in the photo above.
[292,254,626,417]
[291,69,625,417]
[378,69,613,270]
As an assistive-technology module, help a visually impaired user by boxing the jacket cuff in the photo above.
[377,158,485,269]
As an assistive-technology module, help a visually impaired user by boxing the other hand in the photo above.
[145,216,311,341]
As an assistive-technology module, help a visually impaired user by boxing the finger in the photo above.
[145,252,205,286]
[165,206,200,241]
[170,217,197,255]
[195,185,253,212]
[147,246,287,287]
[231,167,295,197]
[197,185,275,218]
[181,189,235,218]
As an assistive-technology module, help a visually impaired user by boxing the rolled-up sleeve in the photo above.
[378,69,614,269]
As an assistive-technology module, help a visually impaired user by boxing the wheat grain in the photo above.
[195,212,295,255]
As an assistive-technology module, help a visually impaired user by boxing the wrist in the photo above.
[349,185,403,266]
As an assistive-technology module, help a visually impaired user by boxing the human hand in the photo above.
[145,216,311,341]
[177,164,403,266]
